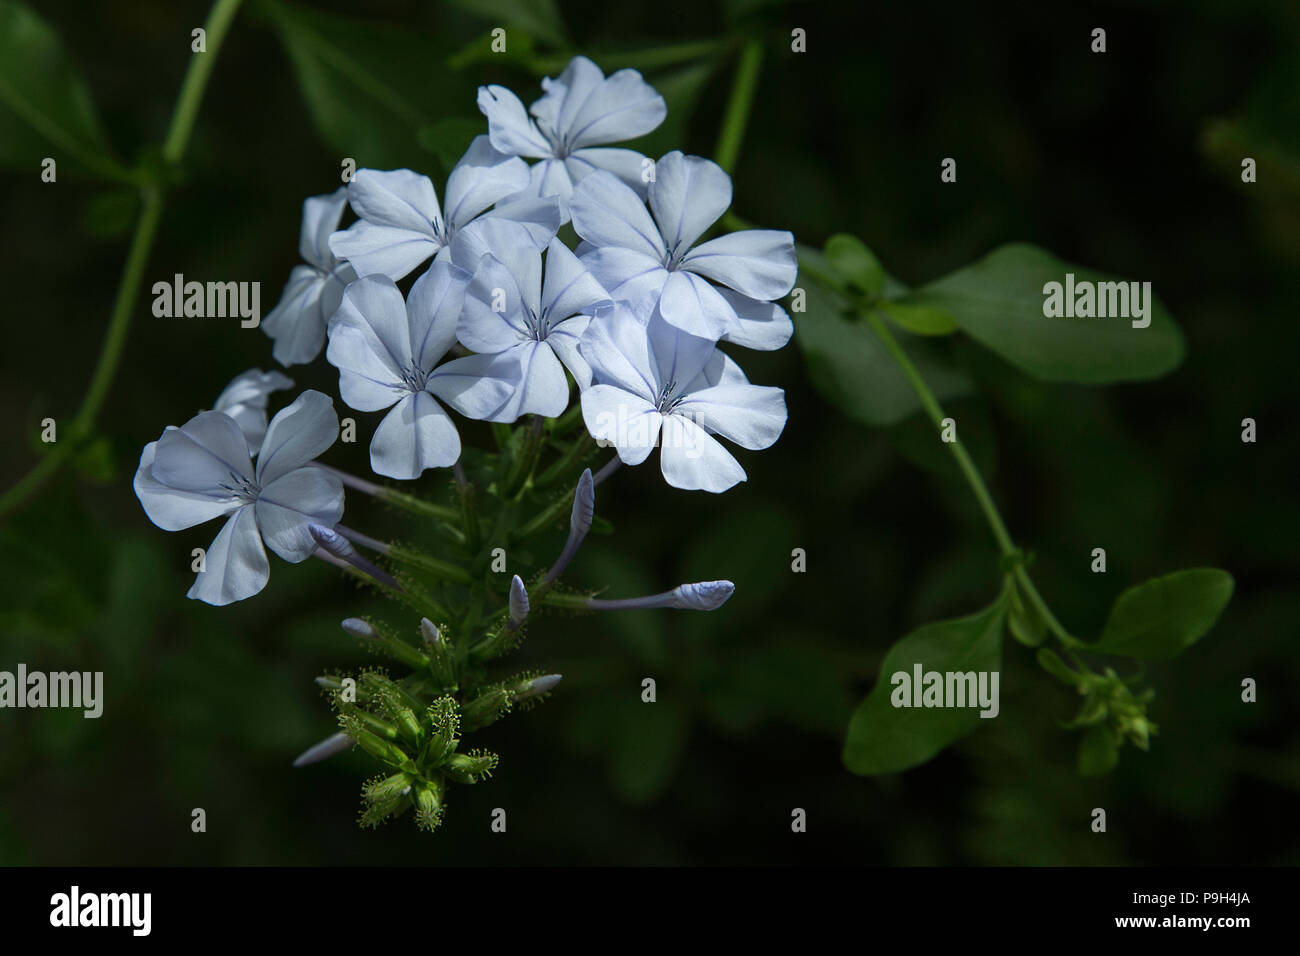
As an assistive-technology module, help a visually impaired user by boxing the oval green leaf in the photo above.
[1087,568,1234,660]
[824,233,884,296]
[898,243,1185,383]
[794,272,972,426]
[843,592,1008,775]
[0,0,122,178]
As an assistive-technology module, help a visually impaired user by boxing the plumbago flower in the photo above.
[579,303,788,492]
[134,52,799,834]
[213,368,293,454]
[456,236,612,420]
[329,136,562,283]
[571,151,797,346]
[134,391,344,605]
[326,266,517,478]
[477,55,666,202]
[262,188,356,366]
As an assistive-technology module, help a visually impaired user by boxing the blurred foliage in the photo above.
[0,0,1297,864]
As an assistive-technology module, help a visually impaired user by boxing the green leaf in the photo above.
[824,234,884,296]
[265,0,469,170]
[0,0,123,178]
[1077,725,1119,777]
[444,0,567,50]
[794,272,972,426]
[1007,577,1047,647]
[843,591,1009,775]
[880,301,958,336]
[1087,569,1234,660]
[899,243,1185,383]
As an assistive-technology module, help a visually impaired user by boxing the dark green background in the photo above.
[1,0,1297,864]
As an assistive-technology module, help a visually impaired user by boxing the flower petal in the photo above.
[716,289,794,351]
[648,152,731,256]
[134,440,241,531]
[186,507,270,606]
[257,466,345,562]
[214,368,294,455]
[542,237,610,322]
[675,381,787,450]
[658,269,734,340]
[659,414,746,492]
[327,276,414,410]
[577,303,658,401]
[682,229,797,300]
[577,246,666,308]
[443,135,532,229]
[328,220,437,281]
[647,305,719,393]
[256,390,339,485]
[570,170,666,260]
[460,253,532,354]
[369,392,461,478]
[152,411,253,492]
[565,67,666,149]
[427,351,519,422]
[566,147,654,196]
[299,187,349,271]
[343,168,440,235]
[407,259,466,371]
[477,85,552,158]
[580,384,661,465]
[514,340,570,419]
[545,313,593,387]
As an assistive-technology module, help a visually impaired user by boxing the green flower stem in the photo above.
[376,486,460,525]
[714,38,764,175]
[859,307,1083,650]
[0,0,244,521]
[534,432,594,488]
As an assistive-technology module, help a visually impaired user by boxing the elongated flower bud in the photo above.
[341,617,379,641]
[543,469,594,585]
[292,731,354,767]
[310,524,400,590]
[508,574,529,628]
[514,673,562,702]
[419,618,442,650]
[585,580,735,612]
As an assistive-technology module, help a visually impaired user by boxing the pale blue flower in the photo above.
[213,368,293,455]
[133,390,345,605]
[454,236,611,421]
[578,303,787,493]
[326,268,517,479]
[328,136,562,283]
[477,55,666,203]
[571,152,797,344]
[263,188,357,366]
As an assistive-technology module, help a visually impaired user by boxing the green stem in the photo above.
[0,0,244,520]
[860,307,1082,649]
[861,309,1015,556]
[714,38,764,174]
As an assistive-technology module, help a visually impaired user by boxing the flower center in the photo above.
[656,380,685,414]
[399,362,430,392]
[219,471,261,503]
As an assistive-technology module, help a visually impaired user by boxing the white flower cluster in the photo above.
[135,56,796,604]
